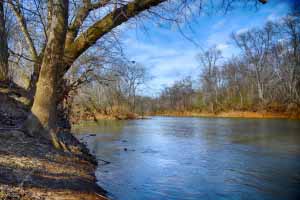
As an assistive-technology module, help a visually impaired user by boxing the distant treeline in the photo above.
[152,11,300,115]
[71,11,300,119]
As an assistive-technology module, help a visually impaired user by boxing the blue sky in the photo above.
[120,0,294,96]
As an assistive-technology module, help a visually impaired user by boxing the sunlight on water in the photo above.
[74,117,300,200]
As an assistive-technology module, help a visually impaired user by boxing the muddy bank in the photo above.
[155,111,300,119]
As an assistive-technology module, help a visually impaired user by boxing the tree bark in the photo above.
[0,1,9,82]
[24,0,68,146]
[27,62,41,99]
[26,56,44,106]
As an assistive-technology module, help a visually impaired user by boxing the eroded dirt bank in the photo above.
[0,88,108,200]
[0,129,108,200]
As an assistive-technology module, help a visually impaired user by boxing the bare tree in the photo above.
[116,61,150,111]
[24,0,69,146]
[0,0,9,82]
[232,23,276,103]
[280,10,300,105]
[158,77,194,112]
[197,46,222,112]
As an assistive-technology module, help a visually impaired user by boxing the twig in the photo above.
[97,158,111,165]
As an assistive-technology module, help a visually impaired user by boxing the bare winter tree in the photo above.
[158,77,194,111]
[24,0,69,146]
[0,0,9,82]
[280,10,300,105]
[232,23,276,104]
[116,61,149,111]
[197,46,222,112]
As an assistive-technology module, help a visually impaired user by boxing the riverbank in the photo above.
[0,128,108,200]
[74,111,300,123]
[154,111,300,119]
[73,112,149,123]
[0,89,108,199]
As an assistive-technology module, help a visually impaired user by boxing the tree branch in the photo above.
[65,0,111,47]
[63,0,266,70]
[7,0,38,61]
[64,0,166,68]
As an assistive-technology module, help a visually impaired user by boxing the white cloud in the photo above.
[212,19,226,30]
[216,43,229,51]
[123,38,199,92]
[267,13,280,21]
[236,28,249,35]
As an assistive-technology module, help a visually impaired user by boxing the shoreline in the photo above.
[73,112,150,123]
[0,90,109,200]
[152,111,300,120]
[74,111,300,122]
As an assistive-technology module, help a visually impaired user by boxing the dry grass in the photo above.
[156,111,300,119]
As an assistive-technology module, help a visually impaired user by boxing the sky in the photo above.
[120,0,295,96]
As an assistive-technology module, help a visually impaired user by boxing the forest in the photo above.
[153,13,300,116]
[73,11,300,119]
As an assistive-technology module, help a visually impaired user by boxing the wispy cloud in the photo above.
[121,0,292,95]
[236,28,249,35]
[123,37,199,94]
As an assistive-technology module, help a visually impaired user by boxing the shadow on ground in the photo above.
[0,84,107,200]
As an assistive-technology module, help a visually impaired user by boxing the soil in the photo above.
[0,85,108,200]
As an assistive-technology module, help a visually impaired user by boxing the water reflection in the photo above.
[74,117,300,200]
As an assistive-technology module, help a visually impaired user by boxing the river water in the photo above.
[73,117,300,200]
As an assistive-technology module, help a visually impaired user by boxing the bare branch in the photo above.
[7,0,38,61]
[64,0,167,68]
[65,0,111,46]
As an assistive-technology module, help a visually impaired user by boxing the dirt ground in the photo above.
[0,129,108,200]
[0,87,108,200]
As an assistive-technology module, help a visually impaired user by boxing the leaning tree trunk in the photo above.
[0,1,9,82]
[23,0,68,147]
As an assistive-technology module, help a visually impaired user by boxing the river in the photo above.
[73,117,300,200]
